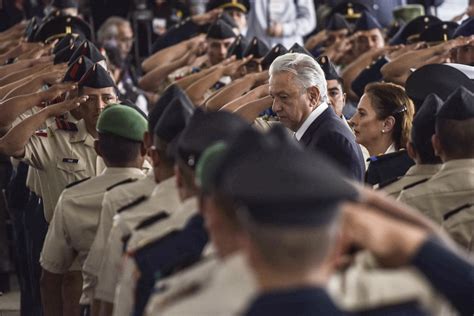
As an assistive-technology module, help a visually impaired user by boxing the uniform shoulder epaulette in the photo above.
[106,178,139,191]
[65,177,91,188]
[116,195,148,214]
[402,178,429,190]
[55,118,78,132]
[135,211,170,231]
[443,203,473,221]
[377,176,401,189]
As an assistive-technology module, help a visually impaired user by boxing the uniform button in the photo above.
[373,4,379,10]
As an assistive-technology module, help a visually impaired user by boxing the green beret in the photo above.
[96,104,148,142]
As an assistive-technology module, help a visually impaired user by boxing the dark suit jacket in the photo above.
[299,107,365,182]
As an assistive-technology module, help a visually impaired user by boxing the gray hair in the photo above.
[269,53,328,103]
[97,16,131,45]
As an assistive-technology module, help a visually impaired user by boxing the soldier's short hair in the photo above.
[436,118,474,159]
[98,133,142,165]
[240,213,341,273]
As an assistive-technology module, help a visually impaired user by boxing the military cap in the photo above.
[97,104,148,142]
[392,4,425,23]
[53,33,83,54]
[209,126,359,226]
[326,13,350,31]
[63,56,94,82]
[288,43,313,57]
[411,93,442,151]
[176,109,249,169]
[226,35,248,59]
[329,2,369,23]
[351,56,388,98]
[149,85,190,135]
[153,93,194,142]
[206,19,236,39]
[219,12,238,29]
[389,15,441,45]
[437,86,474,120]
[354,11,382,32]
[406,64,474,109]
[243,37,270,58]
[419,21,458,43]
[119,99,148,119]
[261,44,288,70]
[51,0,78,8]
[53,42,80,64]
[316,56,340,81]
[68,40,105,66]
[207,0,250,13]
[454,17,474,38]
[33,15,92,43]
[78,63,115,89]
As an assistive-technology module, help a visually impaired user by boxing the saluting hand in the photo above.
[45,95,89,117]
[39,82,77,104]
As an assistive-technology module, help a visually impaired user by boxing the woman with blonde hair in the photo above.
[350,82,415,184]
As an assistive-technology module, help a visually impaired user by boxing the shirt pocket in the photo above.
[56,157,88,183]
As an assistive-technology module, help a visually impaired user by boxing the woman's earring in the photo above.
[381,129,385,133]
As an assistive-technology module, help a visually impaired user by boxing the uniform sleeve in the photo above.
[281,0,316,37]
[40,194,76,274]
[411,236,474,316]
[22,132,54,170]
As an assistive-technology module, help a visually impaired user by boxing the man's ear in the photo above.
[407,142,417,161]
[307,86,321,106]
[143,131,151,150]
[94,140,102,157]
[432,134,443,158]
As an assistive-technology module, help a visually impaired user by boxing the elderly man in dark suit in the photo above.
[269,53,365,181]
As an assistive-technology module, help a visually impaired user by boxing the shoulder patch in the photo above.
[377,176,401,189]
[116,195,148,214]
[135,211,170,231]
[55,118,78,132]
[106,178,139,191]
[35,130,48,137]
[369,150,407,164]
[443,203,473,221]
[65,177,91,188]
[402,178,429,190]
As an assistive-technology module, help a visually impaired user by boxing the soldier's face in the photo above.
[79,87,118,126]
[270,72,316,132]
[207,38,235,65]
[350,93,385,149]
[327,79,345,117]
[354,29,384,56]
[455,43,474,66]
[326,29,349,47]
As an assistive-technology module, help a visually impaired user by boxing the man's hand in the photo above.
[340,201,430,268]
[267,22,283,37]
[249,71,269,88]
[39,83,77,104]
[221,55,253,76]
[45,96,89,117]
[305,30,328,50]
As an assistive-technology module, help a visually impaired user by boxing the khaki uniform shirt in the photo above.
[112,197,198,316]
[94,177,181,303]
[398,159,474,224]
[40,167,146,304]
[153,252,257,316]
[82,173,154,301]
[442,204,474,251]
[379,164,442,198]
[328,251,454,315]
[22,119,105,222]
